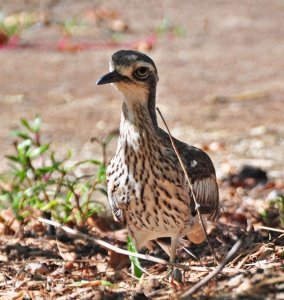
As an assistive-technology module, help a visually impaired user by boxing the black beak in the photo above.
[96,70,126,85]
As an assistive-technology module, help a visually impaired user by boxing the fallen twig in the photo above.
[257,226,284,234]
[38,217,206,271]
[180,238,244,299]
[156,107,217,263]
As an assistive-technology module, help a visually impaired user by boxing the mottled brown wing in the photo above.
[192,175,219,221]
[175,142,220,221]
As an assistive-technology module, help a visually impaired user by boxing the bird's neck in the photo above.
[121,86,158,129]
[118,86,158,148]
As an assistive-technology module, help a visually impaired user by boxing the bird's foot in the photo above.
[166,267,183,287]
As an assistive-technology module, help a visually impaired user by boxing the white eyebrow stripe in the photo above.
[112,61,156,78]
[109,61,114,72]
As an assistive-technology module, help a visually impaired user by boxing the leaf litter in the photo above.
[0,171,283,299]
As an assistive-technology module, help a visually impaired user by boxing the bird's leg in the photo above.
[169,236,178,262]
[167,236,183,283]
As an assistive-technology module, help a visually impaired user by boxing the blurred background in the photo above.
[1,0,284,177]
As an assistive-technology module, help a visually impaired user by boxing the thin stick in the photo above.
[38,217,191,271]
[257,226,284,234]
[156,107,217,263]
[181,238,243,298]
[182,246,199,261]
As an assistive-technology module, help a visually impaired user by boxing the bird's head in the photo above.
[96,50,159,103]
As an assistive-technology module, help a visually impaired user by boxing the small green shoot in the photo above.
[261,194,284,228]
[156,17,186,37]
[272,195,284,227]
[127,236,143,278]
[63,16,89,36]
[67,280,113,287]
[0,11,37,37]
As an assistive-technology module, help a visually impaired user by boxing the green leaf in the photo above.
[83,204,104,218]
[97,164,106,182]
[274,195,284,227]
[35,165,57,176]
[10,130,31,140]
[26,195,45,209]
[17,139,32,152]
[10,191,24,213]
[19,210,31,219]
[173,25,187,37]
[156,17,171,34]
[71,159,102,170]
[65,190,73,203]
[127,236,143,278]
[26,144,49,159]
[101,280,113,287]
[24,180,55,197]
[15,169,27,181]
[20,118,33,132]
[104,130,119,145]
[41,199,59,211]
[51,150,72,166]
[5,155,19,163]
[67,279,112,287]
[31,117,41,133]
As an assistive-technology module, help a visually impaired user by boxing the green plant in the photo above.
[0,117,117,226]
[127,236,143,278]
[155,17,186,37]
[260,194,284,228]
[272,195,284,227]
[63,16,87,36]
[0,11,36,37]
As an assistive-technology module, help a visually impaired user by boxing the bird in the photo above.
[96,50,219,278]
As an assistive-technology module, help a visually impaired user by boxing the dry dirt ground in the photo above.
[0,0,284,299]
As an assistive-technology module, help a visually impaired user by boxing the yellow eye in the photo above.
[134,67,149,79]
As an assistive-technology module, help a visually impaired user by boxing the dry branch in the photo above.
[181,238,244,298]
